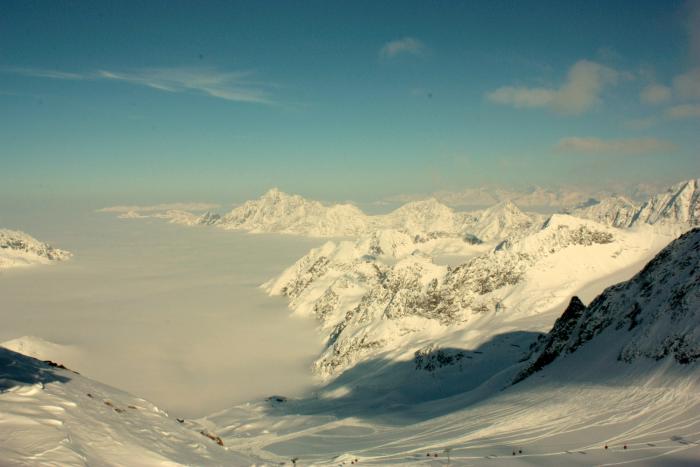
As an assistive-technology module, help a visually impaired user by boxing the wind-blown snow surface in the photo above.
[0,228,71,269]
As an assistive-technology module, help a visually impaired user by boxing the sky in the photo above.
[1,0,699,204]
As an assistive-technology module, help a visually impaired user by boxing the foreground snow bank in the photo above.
[0,347,254,466]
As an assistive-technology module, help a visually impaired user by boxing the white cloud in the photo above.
[665,103,700,119]
[555,137,676,155]
[486,60,618,115]
[97,202,220,213]
[379,37,427,59]
[7,67,273,104]
[672,67,700,100]
[640,84,671,104]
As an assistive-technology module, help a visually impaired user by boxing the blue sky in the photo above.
[1,0,698,204]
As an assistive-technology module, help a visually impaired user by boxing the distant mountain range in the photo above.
[104,178,700,242]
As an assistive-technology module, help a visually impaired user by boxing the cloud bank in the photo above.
[486,60,619,115]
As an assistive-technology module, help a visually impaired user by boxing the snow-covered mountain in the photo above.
[515,226,700,383]
[0,229,71,269]
[104,188,550,244]
[571,195,639,228]
[464,200,544,241]
[217,188,371,237]
[376,198,467,234]
[574,178,699,231]
[266,214,674,378]
[633,178,699,227]
[0,346,253,465]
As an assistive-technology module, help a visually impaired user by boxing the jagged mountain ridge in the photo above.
[574,178,699,230]
[515,227,700,383]
[266,214,672,378]
[0,229,72,269]
[214,188,544,240]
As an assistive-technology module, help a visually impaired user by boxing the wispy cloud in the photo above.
[7,66,274,104]
[486,60,619,115]
[555,137,676,155]
[640,84,671,104]
[379,37,427,59]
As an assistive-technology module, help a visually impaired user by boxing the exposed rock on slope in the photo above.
[267,215,667,378]
[515,227,700,383]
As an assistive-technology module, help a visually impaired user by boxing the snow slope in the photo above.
[0,347,255,466]
[0,229,71,270]
[515,226,700,383]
